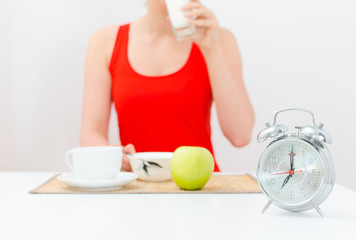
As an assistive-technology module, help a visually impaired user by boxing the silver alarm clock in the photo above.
[257,108,336,217]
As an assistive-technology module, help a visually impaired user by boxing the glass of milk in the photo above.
[166,0,196,41]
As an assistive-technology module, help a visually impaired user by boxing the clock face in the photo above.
[258,138,324,205]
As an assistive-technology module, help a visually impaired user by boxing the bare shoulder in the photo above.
[217,28,242,69]
[218,27,239,48]
[86,25,119,59]
[217,27,242,62]
[89,25,119,44]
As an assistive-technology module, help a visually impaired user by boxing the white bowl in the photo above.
[128,152,173,182]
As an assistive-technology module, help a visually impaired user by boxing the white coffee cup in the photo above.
[166,0,196,41]
[65,146,122,180]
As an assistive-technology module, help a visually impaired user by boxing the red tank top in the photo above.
[109,24,220,172]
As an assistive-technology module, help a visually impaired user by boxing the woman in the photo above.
[80,0,255,172]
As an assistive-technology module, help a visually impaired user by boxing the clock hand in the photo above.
[281,174,292,189]
[289,146,295,171]
[271,170,303,175]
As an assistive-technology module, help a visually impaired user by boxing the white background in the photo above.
[1,0,355,191]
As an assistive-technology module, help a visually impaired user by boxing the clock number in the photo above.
[278,149,283,156]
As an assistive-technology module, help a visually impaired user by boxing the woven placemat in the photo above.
[30,174,262,194]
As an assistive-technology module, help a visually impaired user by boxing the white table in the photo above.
[0,172,355,240]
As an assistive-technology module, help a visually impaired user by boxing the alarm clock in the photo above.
[257,108,336,217]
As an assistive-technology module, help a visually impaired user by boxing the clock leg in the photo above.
[262,200,273,214]
[312,201,324,217]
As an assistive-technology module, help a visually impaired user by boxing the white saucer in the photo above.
[57,172,138,191]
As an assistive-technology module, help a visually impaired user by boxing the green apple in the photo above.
[170,146,215,190]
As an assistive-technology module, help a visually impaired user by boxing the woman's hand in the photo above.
[182,0,220,52]
[111,143,136,172]
[122,143,136,172]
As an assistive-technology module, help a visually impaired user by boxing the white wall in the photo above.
[1,0,355,191]
[0,0,14,170]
